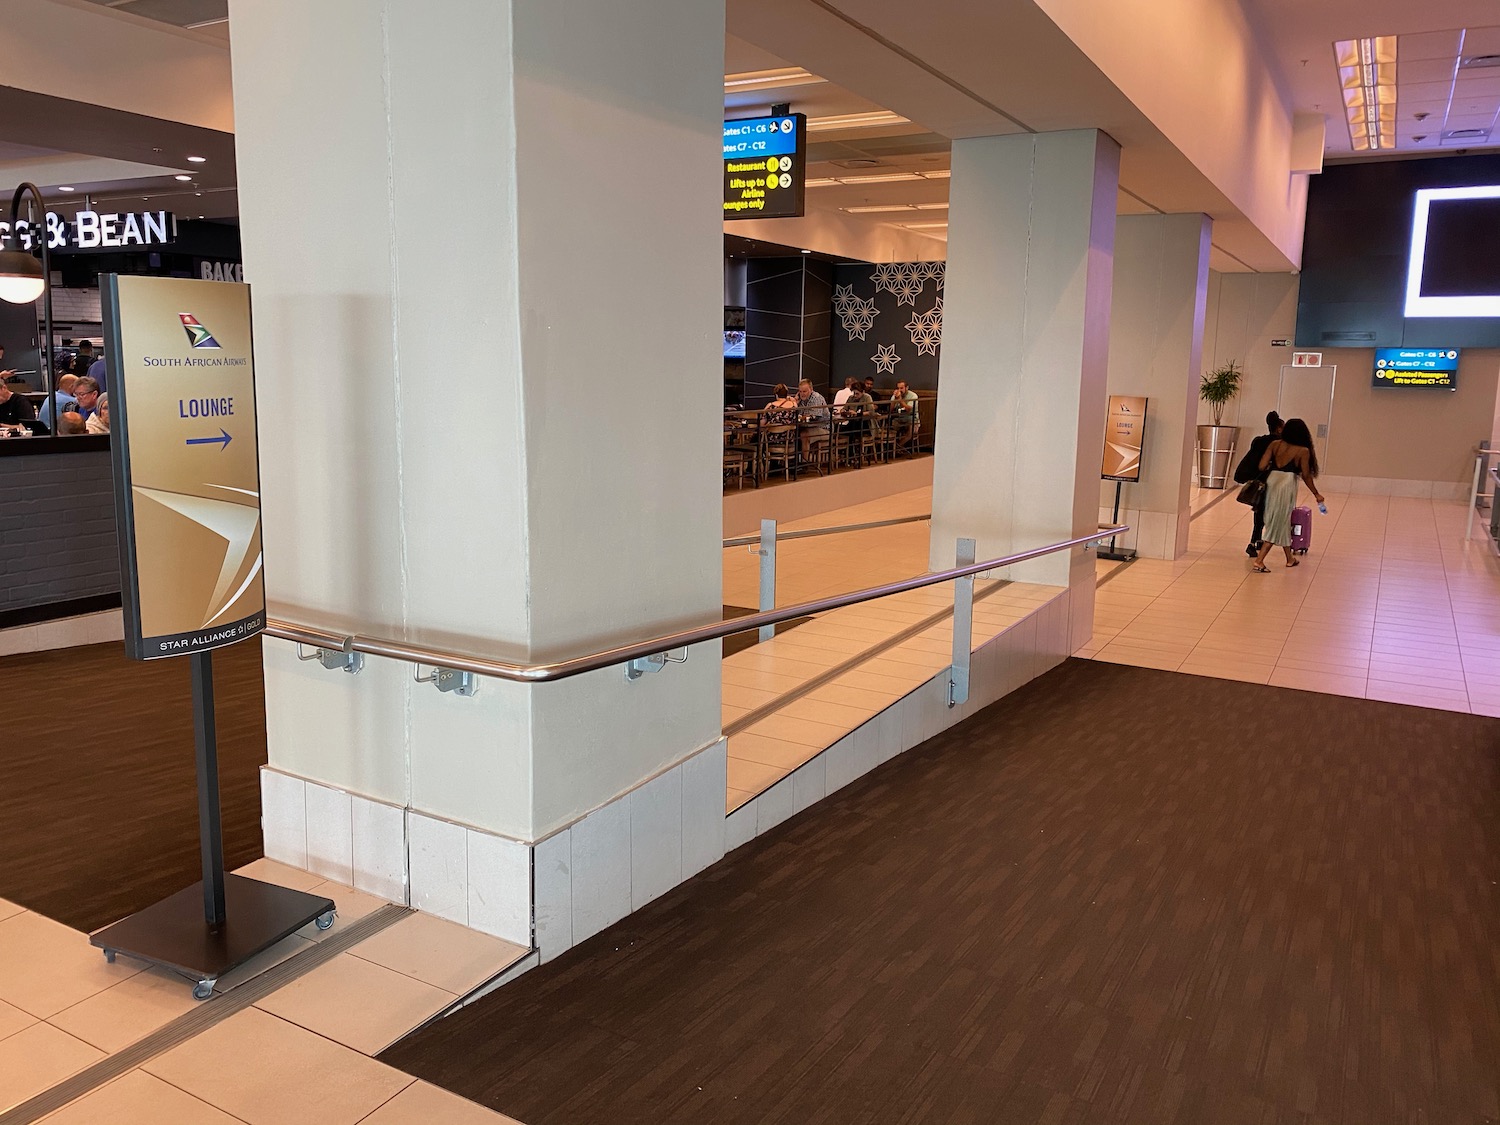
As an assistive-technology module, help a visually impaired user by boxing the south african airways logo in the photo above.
[178,313,221,349]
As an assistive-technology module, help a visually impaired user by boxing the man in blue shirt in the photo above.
[71,376,101,422]
[39,373,79,430]
[86,356,108,395]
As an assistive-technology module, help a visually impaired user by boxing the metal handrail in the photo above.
[264,526,1126,684]
[722,513,930,548]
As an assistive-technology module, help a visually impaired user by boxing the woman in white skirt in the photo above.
[1252,417,1324,572]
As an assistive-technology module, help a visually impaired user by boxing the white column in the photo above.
[929,130,1120,648]
[230,0,726,950]
[1101,213,1212,559]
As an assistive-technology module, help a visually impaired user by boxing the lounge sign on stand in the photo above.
[105,276,264,659]
[92,275,332,999]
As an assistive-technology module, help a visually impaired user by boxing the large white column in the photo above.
[229,0,726,952]
[1100,213,1212,559]
[930,130,1119,648]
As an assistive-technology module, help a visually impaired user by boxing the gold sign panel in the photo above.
[104,276,265,660]
[1101,395,1148,482]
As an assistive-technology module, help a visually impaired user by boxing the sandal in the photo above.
[1252,564,1270,573]
[1286,559,1299,568]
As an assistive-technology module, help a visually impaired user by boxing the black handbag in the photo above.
[1236,478,1266,506]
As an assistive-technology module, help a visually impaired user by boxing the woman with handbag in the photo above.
[1233,411,1282,555]
[1252,418,1325,572]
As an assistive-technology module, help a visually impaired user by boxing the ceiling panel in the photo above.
[1397,29,1465,60]
[1397,57,1460,83]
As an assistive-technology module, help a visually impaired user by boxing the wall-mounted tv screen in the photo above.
[1373,346,1459,389]
[723,329,746,360]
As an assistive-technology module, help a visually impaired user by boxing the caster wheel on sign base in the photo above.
[192,979,215,1001]
[314,910,335,931]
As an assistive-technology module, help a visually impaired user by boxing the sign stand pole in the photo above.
[1097,480,1136,562]
[191,651,227,926]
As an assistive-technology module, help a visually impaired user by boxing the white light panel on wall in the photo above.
[1405,185,1500,317]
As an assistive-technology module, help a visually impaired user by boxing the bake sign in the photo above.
[0,210,177,253]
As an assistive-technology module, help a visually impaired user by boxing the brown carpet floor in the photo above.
[0,637,267,932]
[383,658,1500,1125]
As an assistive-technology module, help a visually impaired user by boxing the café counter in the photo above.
[0,435,121,627]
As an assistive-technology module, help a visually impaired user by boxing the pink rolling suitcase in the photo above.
[1289,505,1312,554]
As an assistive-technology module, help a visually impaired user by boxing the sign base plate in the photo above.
[90,874,334,997]
[1097,547,1137,562]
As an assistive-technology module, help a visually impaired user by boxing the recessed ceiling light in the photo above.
[842,202,951,214]
[58,186,75,192]
[901,221,949,230]
[186,155,207,163]
[175,175,192,182]
[801,248,812,254]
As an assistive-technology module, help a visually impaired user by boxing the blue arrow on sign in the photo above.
[185,428,232,451]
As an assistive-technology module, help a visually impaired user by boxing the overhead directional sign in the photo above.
[724,114,806,220]
[104,275,266,660]
[1374,346,1460,388]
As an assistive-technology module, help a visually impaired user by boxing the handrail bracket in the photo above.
[296,640,363,675]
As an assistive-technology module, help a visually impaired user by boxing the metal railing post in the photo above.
[949,538,975,707]
[1467,453,1483,541]
[757,518,777,643]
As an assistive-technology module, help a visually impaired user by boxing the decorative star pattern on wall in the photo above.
[871,344,900,374]
[841,295,879,340]
[872,261,945,307]
[833,284,859,318]
[907,296,943,356]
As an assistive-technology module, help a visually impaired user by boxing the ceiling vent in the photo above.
[833,158,882,168]
[1442,128,1491,141]
[1460,54,1500,69]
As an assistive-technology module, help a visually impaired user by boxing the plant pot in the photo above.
[1195,424,1238,489]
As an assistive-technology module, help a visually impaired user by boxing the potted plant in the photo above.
[1196,360,1242,488]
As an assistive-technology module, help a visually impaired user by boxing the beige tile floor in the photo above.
[721,486,1062,810]
[1084,488,1500,715]
[1,863,528,1124]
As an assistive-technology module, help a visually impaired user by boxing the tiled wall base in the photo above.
[1318,475,1466,501]
[0,610,123,657]
[1095,506,1185,560]
[260,737,729,962]
[725,588,1073,856]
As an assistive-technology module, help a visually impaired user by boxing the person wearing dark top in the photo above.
[0,379,37,427]
[71,341,95,376]
[1233,410,1282,556]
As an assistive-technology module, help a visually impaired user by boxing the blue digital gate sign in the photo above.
[1373,347,1460,389]
[724,114,806,220]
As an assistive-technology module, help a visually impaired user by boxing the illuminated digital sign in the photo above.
[1373,346,1460,389]
[724,114,806,220]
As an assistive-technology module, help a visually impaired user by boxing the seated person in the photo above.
[832,376,857,413]
[39,374,79,429]
[762,384,799,425]
[86,393,110,434]
[842,382,872,435]
[0,377,37,428]
[889,380,919,450]
[795,378,830,455]
[58,410,87,435]
[71,376,101,421]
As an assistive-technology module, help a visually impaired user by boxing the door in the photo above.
[1277,364,1337,460]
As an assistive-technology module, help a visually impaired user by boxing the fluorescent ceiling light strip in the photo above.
[806,111,910,132]
[723,67,823,91]
[843,203,948,214]
[902,221,949,230]
[807,170,951,188]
